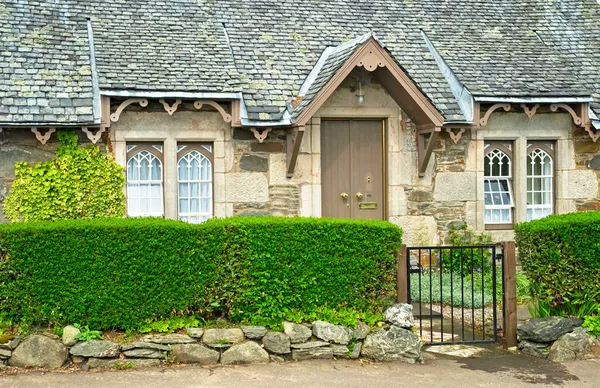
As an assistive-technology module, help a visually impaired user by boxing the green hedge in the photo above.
[0,217,401,330]
[515,211,600,316]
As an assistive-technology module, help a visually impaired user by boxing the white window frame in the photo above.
[126,144,164,217]
[484,143,514,228]
[526,143,554,221]
[177,144,214,223]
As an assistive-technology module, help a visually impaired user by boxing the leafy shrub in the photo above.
[515,211,600,318]
[441,225,494,275]
[3,131,126,222]
[0,217,401,330]
[583,314,600,338]
[74,324,102,341]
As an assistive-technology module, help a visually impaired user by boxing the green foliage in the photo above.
[0,217,401,330]
[441,225,494,275]
[583,314,600,338]
[138,316,201,334]
[282,307,383,329]
[3,131,126,222]
[74,323,102,341]
[515,212,600,318]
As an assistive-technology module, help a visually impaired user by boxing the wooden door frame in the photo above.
[320,118,388,220]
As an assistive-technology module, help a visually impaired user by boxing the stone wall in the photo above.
[1,305,422,370]
[0,128,100,222]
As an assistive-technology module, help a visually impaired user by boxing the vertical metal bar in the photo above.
[450,247,454,343]
[481,247,485,341]
[492,245,498,342]
[439,248,443,344]
[399,245,408,303]
[461,248,465,341]
[418,249,423,340]
[429,249,433,344]
[471,247,475,341]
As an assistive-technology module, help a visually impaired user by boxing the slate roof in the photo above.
[1,0,599,126]
[0,0,95,125]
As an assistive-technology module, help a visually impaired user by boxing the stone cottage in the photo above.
[1,0,599,245]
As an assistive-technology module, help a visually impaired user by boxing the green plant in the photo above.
[3,130,126,222]
[441,225,494,275]
[74,324,102,341]
[515,271,531,303]
[583,314,600,338]
[516,212,600,318]
[113,362,135,370]
[0,217,401,330]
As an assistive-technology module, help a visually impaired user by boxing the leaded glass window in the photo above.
[527,144,554,221]
[126,144,164,217]
[177,144,213,223]
[484,143,513,225]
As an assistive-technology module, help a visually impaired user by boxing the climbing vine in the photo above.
[3,131,126,222]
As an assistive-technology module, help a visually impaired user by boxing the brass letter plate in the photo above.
[359,202,378,210]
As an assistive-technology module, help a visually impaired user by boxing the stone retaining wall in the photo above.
[0,304,422,370]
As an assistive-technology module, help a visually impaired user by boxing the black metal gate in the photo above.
[407,245,502,346]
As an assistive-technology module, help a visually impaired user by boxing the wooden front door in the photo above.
[321,120,385,220]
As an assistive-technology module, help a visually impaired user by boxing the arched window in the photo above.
[126,144,164,217]
[484,143,513,226]
[527,144,554,221]
[177,144,213,223]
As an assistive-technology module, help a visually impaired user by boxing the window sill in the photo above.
[485,224,514,231]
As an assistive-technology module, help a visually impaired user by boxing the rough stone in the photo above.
[519,340,551,359]
[262,332,291,354]
[186,328,204,339]
[225,173,269,203]
[0,336,21,350]
[171,344,220,365]
[241,326,268,340]
[548,328,600,362]
[290,341,330,349]
[517,317,584,343]
[361,325,423,363]
[312,321,352,345]
[291,347,334,361]
[251,142,284,153]
[221,341,270,365]
[350,343,362,359]
[62,325,80,347]
[589,155,600,170]
[433,172,477,201]
[202,328,245,346]
[331,344,349,357]
[69,340,121,358]
[8,335,68,368]
[0,349,12,359]
[232,128,256,141]
[142,334,195,345]
[122,342,170,352]
[565,170,599,198]
[384,303,414,329]
[71,356,86,364]
[122,348,167,359]
[240,154,268,172]
[269,354,285,362]
[408,190,433,202]
[390,216,439,246]
[353,321,370,340]
[87,358,161,369]
[284,322,313,344]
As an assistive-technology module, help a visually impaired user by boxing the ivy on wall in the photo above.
[3,131,126,222]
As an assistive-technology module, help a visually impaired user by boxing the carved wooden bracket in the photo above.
[250,127,272,143]
[521,104,540,118]
[110,98,148,122]
[31,127,56,145]
[446,128,466,144]
[479,103,511,126]
[286,126,305,178]
[159,99,182,115]
[193,100,232,123]
[81,126,107,144]
[357,51,385,72]
[584,125,600,142]
[417,126,441,176]
[550,104,582,125]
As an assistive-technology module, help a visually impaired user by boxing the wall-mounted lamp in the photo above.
[356,81,365,104]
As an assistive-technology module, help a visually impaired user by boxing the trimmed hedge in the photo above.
[515,211,600,315]
[0,217,401,330]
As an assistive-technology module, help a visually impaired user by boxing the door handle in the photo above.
[341,192,349,200]
[356,192,363,199]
